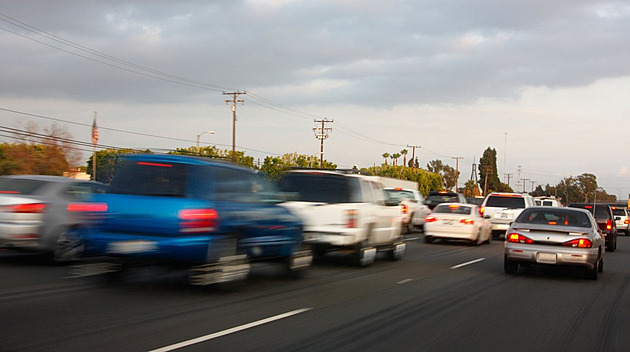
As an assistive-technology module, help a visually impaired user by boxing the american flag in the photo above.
[91,116,98,146]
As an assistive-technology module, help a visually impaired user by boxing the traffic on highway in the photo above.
[2,167,630,351]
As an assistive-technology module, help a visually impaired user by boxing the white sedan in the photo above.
[424,203,492,245]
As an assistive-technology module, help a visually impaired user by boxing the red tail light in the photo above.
[507,233,534,244]
[179,209,218,233]
[4,203,46,213]
[401,204,409,215]
[563,238,592,248]
[479,206,485,216]
[67,203,108,212]
[425,215,437,223]
[606,219,612,230]
[459,218,474,225]
[345,209,358,228]
[625,218,629,225]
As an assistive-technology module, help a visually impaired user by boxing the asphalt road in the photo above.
[2,233,630,352]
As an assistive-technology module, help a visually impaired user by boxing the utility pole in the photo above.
[313,118,333,168]
[483,166,493,196]
[522,178,530,193]
[223,91,246,162]
[530,180,536,193]
[407,144,420,170]
[452,156,463,192]
[504,173,513,187]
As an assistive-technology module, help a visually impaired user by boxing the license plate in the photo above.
[443,221,453,226]
[107,240,157,254]
[537,252,557,264]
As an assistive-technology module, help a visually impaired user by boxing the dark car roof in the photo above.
[123,153,247,169]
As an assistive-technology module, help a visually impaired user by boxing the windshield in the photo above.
[383,189,415,204]
[0,178,49,195]
[485,196,525,208]
[426,194,458,203]
[279,173,360,203]
[433,204,472,215]
[516,209,592,228]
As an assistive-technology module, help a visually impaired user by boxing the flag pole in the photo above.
[92,111,98,181]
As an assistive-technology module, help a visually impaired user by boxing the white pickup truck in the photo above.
[383,187,431,233]
[278,170,405,266]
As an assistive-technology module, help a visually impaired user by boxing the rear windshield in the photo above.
[568,204,611,220]
[0,178,48,195]
[611,208,626,216]
[384,189,415,204]
[433,204,472,215]
[426,194,459,203]
[279,173,361,203]
[516,209,593,228]
[109,160,188,197]
[485,196,525,208]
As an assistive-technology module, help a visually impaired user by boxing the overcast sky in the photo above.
[1,0,630,197]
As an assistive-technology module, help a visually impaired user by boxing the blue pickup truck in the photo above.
[71,154,311,285]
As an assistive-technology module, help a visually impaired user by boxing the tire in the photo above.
[586,259,598,280]
[53,227,84,264]
[354,243,376,267]
[388,241,406,261]
[284,247,312,279]
[424,235,433,244]
[598,255,604,273]
[607,236,615,252]
[504,255,518,274]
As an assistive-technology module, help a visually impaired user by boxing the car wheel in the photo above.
[424,235,433,244]
[586,259,598,280]
[388,241,406,261]
[598,256,604,273]
[284,247,313,279]
[53,227,84,264]
[354,244,376,267]
[607,238,615,252]
[504,255,518,274]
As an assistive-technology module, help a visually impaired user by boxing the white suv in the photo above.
[481,192,536,239]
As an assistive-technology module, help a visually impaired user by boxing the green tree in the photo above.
[0,142,68,175]
[171,146,255,169]
[462,179,481,197]
[87,148,140,183]
[382,152,390,165]
[400,149,408,168]
[478,148,511,195]
[260,153,336,181]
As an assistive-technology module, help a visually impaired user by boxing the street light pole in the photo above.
[196,130,215,154]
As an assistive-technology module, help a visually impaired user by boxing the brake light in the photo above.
[479,206,485,216]
[460,218,474,225]
[179,208,218,233]
[625,218,629,225]
[507,233,534,244]
[0,191,20,194]
[345,209,358,228]
[425,215,437,223]
[3,203,46,213]
[585,205,593,209]
[67,203,108,212]
[137,161,173,168]
[606,219,612,230]
[449,204,460,209]
[401,204,409,215]
[563,238,593,248]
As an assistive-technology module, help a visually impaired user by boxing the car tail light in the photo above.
[67,203,108,212]
[345,209,358,228]
[3,203,46,213]
[606,219,612,230]
[425,215,437,223]
[179,209,218,233]
[401,204,409,215]
[479,206,485,216]
[459,218,474,225]
[506,233,534,244]
[563,238,593,248]
[625,218,629,225]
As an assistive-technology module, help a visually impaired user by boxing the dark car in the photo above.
[73,154,311,285]
[567,203,617,252]
[424,190,466,210]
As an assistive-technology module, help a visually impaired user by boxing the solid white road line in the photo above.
[450,258,486,269]
[397,279,413,285]
[148,308,312,352]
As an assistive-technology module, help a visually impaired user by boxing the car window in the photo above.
[64,184,103,201]
[0,178,48,195]
[611,208,626,216]
[108,160,188,197]
[485,196,525,208]
[210,167,279,203]
[516,209,592,228]
[384,190,415,203]
[433,204,472,215]
[426,194,459,203]
[279,173,360,203]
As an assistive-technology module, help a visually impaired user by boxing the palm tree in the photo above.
[382,152,390,165]
[392,153,401,166]
[400,149,408,168]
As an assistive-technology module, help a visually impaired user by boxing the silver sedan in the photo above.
[0,175,106,262]
[504,207,605,280]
